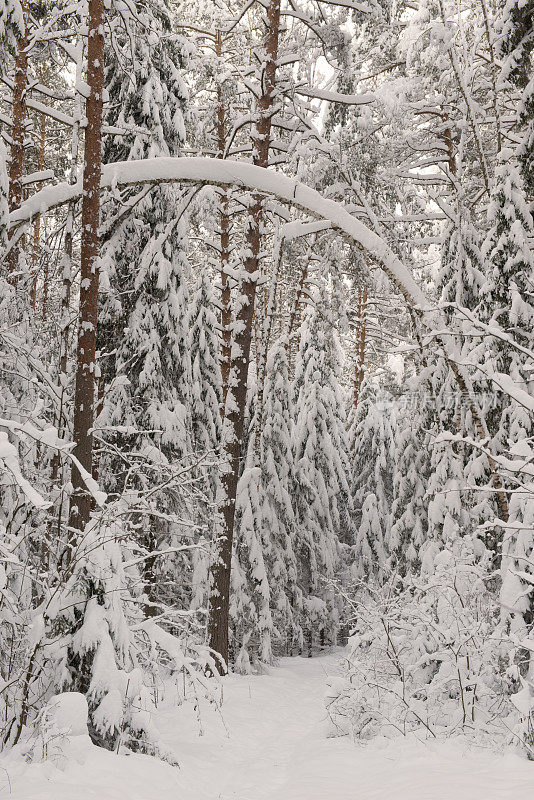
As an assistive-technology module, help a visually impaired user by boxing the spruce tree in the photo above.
[292,296,351,647]
[348,376,394,579]
[389,408,430,575]
[187,273,223,611]
[0,0,23,70]
[500,0,534,192]
[260,339,301,653]
[478,158,534,452]
[97,0,193,614]
[231,465,274,671]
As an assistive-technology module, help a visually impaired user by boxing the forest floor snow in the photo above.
[1,652,533,799]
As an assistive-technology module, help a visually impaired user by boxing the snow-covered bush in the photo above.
[327,537,513,743]
[21,693,90,767]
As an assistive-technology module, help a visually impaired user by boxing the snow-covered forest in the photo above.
[0,0,533,796]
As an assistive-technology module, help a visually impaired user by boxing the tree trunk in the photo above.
[215,30,233,416]
[67,0,105,549]
[208,0,281,671]
[30,111,47,310]
[7,1,28,277]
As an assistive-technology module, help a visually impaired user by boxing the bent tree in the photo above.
[9,155,512,668]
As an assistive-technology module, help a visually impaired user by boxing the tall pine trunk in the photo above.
[7,1,28,277]
[215,30,232,415]
[67,0,105,547]
[208,0,281,670]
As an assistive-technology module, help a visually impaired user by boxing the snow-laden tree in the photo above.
[52,519,170,756]
[259,339,301,653]
[97,0,194,615]
[187,272,223,610]
[500,0,534,193]
[292,294,351,647]
[0,0,23,69]
[439,203,486,322]
[476,160,534,751]
[348,376,394,580]
[425,437,469,561]
[99,0,191,458]
[328,534,506,742]
[188,272,222,463]
[353,492,387,582]
[389,408,430,575]
[230,464,274,672]
[477,157,534,451]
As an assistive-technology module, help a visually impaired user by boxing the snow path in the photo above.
[159,653,343,800]
[2,653,534,799]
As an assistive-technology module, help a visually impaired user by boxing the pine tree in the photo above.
[479,160,534,741]
[99,0,190,459]
[188,273,222,464]
[51,518,178,761]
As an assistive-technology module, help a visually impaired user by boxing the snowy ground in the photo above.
[1,653,533,799]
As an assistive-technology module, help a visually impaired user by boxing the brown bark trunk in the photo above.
[215,30,233,416]
[208,0,281,670]
[219,194,231,414]
[67,0,105,550]
[7,2,28,277]
[441,112,457,178]
[30,111,47,310]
